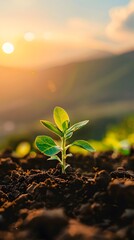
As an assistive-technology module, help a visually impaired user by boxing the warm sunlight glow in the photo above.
[2,42,14,54]
[43,32,53,40]
[24,32,35,41]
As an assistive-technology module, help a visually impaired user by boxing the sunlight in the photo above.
[24,32,35,41]
[2,42,14,54]
[43,32,53,40]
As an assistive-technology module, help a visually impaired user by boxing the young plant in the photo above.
[35,106,95,173]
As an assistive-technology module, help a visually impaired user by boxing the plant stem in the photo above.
[61,136,66,173]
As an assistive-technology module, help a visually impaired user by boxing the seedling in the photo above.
[35,107,95,173]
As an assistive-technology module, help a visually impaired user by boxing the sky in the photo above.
[0,0,134,68]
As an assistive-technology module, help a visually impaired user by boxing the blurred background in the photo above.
[0,0,134,152]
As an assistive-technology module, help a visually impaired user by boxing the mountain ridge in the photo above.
[0,50,134,138]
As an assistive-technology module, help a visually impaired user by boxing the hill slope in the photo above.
[0,50,134,138]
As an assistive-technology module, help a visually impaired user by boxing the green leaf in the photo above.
[62,120,70,132]
[72,140,95,152]
[53,106,70,132]
[48,155,62,163]
[35,136,61,156]
[41,120,63,137]
[67,120,89,133]
[65,131,73,139]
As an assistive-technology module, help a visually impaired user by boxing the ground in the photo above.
[0,148,134,240]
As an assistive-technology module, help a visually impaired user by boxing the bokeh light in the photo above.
[24,32,35,41]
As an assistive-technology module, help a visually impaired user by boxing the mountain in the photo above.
[0,50,134,139]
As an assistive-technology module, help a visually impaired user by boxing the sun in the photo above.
[2,42,15,54]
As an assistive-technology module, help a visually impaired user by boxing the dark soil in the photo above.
[0,148,134,240]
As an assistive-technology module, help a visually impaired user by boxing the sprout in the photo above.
[35,106,95,173]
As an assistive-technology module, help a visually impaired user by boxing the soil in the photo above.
[0,147,134,240]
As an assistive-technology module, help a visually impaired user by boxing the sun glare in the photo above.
[2,42,14,54]
[24,32,35,41]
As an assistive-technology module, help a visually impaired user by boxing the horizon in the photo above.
[0,48,134,70]
[0,0,134,68]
